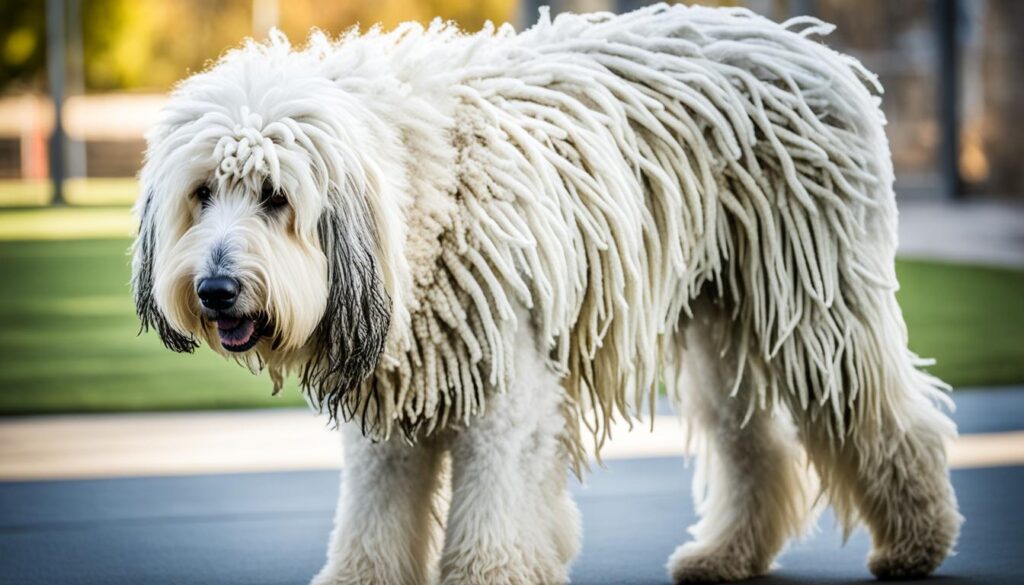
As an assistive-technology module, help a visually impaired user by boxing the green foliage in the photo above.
[0,0,518,93]
[0,0,46,90]
[0,0,127,91]
[0,236,1021,415]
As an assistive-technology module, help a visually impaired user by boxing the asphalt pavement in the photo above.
[1,388,1023,585]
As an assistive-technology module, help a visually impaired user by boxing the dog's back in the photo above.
[411,4,912,448]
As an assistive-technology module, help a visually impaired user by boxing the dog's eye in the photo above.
[193,184,212,206]
[260,180,288,210]
[269,192,288,208]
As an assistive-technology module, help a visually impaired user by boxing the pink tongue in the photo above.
[217,317,241,330]
[218,319,255,346]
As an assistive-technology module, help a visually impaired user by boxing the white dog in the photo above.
[132,4,961,584]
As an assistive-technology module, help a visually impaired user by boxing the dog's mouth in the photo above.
[215,314,268,353]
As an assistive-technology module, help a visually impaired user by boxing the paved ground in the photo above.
[1,461,1022,585]
[1,388,1023,585]
[897,199,1024,268]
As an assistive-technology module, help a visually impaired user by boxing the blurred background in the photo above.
[1,3,1023,584]
[0,0,1021,417]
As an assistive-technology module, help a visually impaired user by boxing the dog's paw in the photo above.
[441,546,569,585]
[310,563,397,585]
[309,569,361,585]
[867,544,946,580]
[309,570,348,585]
[442,564,565,585]
[867,503,960,580]
[667,541,769,584]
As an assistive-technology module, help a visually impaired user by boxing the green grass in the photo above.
[897,261,1024,388]
[0,237,1021,415]
[0,238,305,414]
[0,178,139,207]
[0,206,135,241]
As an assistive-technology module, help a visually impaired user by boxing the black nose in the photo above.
[197,276,239,310]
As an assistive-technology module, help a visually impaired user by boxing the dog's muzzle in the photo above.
[197,276,239,311]
[214,314,266,352]
[197,276,265,352]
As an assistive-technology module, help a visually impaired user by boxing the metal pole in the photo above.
[616,0,642,14]
[519,0,543,29]
[791,0,814,18]
[67,0,87,181]
[936,0,960,199]
[46,0,66,206]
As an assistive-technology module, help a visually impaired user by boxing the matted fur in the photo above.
[132,6,960,575]
[132,0,955,475]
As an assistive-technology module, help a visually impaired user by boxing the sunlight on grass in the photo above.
[0,178,139,207]
[0,207,136,240]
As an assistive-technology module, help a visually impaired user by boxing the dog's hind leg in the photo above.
[786,311,962,579]
[439,311,581,585]
[311,424,445,585]
[667,298,815,584]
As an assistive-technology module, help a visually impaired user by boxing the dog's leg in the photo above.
[439,318,581,585]
[792,362,961,578]
[668,299,814,584]
[311,424,444,585]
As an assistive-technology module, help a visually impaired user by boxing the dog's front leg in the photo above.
[311,423,444,585]
[439,325,581,585]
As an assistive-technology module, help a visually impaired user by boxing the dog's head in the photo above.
[131,35,406,415]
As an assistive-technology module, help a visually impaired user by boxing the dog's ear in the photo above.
[301,192,391,420]
[131,189,198,353]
